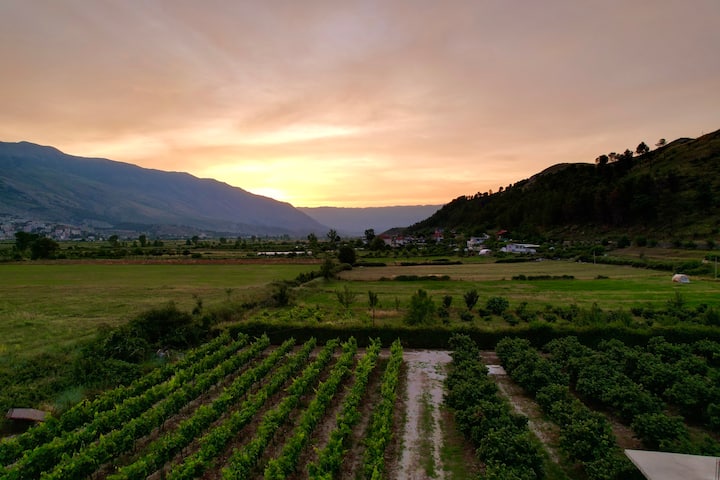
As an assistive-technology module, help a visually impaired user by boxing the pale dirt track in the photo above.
[393,349,452,480]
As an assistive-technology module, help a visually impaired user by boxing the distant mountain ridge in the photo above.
[406,129,720,241]
[299,205,442,236]
[0,141,327,237]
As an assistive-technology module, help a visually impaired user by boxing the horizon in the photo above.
[1,2,719,207]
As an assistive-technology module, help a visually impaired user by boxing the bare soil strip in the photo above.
[394,349,452,480]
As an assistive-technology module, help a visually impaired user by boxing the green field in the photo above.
[294,261,720,322]
[3,260,719,357]
[0,262,312,358]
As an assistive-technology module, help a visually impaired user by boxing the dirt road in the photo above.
[393,349,452,480]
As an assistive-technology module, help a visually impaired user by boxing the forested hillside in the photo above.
[408,129,720,240]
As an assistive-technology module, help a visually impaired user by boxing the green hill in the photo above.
[407,129,720,242]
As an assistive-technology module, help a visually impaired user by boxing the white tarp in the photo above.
[672,274,690,283]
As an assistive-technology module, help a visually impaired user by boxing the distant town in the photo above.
[0,217,98,241]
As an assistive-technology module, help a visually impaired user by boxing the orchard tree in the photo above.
[368,290,379,326]
[404,289,436,325]
[463,289,479,312]
[335,284,357,310]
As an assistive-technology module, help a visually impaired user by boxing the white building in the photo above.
[466,234,490,252]
[500,243,540,254]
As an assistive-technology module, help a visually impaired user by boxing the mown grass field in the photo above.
[0,262,312,358]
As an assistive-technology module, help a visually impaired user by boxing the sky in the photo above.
[1,1,719,208]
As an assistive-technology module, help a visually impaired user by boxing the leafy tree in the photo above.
[368,290,379,325]
[14,231,39,251]
[364,228,376,243]
[320,256,335,280]
[463,289,479,311]
[439,295,453,324]
[636,142,650,155]
[337,245,356,265]
[138,234,147,247]
[369,236,386,251]
[108,234,120,247]
[656,138,667,148]
[30,237,59,259]
[404,289,436,325]
[326,229,340,246]
[595,154,609,167]
[307,232,319,251]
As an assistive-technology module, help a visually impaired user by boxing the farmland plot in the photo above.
[0,334,406,480]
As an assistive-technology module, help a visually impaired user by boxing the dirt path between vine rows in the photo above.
[393,349,452,480]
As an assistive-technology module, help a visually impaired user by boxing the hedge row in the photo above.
[230,321,720,349]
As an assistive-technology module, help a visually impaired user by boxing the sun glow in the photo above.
[247,187,290,202]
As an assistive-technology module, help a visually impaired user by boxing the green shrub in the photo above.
[404,289,436,325]
[460,311,474,322]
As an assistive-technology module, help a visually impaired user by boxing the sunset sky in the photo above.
[1,1,719,207]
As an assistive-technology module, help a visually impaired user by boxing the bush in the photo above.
[128,302,196,347]
[271,282,292,307]
[617,236,631,248]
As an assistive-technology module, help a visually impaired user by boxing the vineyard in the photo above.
[0,333,403,480]
[6,328,720,479]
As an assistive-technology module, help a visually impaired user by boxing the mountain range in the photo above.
[0,141,439,238]
[3,128,717,241]
[298,205,441,237]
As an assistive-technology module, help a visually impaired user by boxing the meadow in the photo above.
[2,259,719,358]
[292,260,720,327]
[0,262,313,358]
